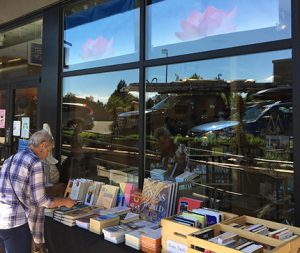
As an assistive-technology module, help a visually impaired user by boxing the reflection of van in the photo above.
[117,94,227,135]
[62,103,94,130]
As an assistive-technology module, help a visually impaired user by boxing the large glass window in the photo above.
[142,50,293,223]
[0,19,43,80]
[63,0,140,71]
[60,69,139,187]
[146,0,291,59]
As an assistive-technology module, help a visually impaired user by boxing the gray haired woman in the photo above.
[0,130,75,253]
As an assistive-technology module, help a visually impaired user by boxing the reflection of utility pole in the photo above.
[161,49,168,83]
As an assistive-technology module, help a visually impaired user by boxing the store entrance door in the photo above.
[0,79,39,164]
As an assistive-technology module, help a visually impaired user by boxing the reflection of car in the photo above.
[117,94,227,135]
[188,101,292,137]
[62,103,94,130]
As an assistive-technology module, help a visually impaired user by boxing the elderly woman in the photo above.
[0,130,76,253]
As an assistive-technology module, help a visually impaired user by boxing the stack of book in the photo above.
[75,213,100,230]
[140,227,162,253]
[56,206,101,227]
[125,221,160,250]
[139,178,178,222]
[172,207,224,228]
[268,227,297,241]
[89,213,120,235]
[102,206,131,216]
[53,202,88,223]
[102,224,133,244]
[175,171,198,190]
[150,168,166,181]
[120,212,139,224]
[192,229,264,253]
[229,223,298,241]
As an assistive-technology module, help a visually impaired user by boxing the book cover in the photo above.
[84,181,104,206]
[139,178,172,222]
[128,189,142,213]
[177,197,203,214]
[95,184,119,209]
[64,179,74,198]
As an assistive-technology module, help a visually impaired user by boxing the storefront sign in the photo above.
[28,41,42,66]
[21,117,30,139]
[18,139,28,152]
[0,109,5,128]
[13,121,21,136]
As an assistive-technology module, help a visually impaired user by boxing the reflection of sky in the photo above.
[148,0,281,46]
[147,50,291,84]
[63,69,139,104]
[65,8,139,65]
[64,50,291,104]
[147,0,290,58]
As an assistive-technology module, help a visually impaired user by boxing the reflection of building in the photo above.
[0,0,299,227]
[273,58,292,84]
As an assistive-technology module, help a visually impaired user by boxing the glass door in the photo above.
[12,87,38,154]
[0,89,8,163]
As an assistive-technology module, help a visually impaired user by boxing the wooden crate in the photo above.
[221,215,300,253]
[161,211,238,253]
[187,223,290,253]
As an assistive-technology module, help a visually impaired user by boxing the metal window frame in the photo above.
[0,0,299,224]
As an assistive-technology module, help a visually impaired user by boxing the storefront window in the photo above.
[142,49,293,223]
[0,19,43,80]
[146,0,291,59]
[63,0,140,71]
[61,69,139,186]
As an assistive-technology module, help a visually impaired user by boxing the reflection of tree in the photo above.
[106,80,138,131]
[63,92,109,121]
[175,73,203,81]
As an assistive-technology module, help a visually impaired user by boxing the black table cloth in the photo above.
[45,217,141,253]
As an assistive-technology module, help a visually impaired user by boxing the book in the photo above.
[177,197,203,214]
[192,208,223,226]
[64,179,74,198]
[95,184,119,209]
[240,243,263,253]
[120,212,139,224]
[103,206,131,216]
[75,213,99,230]
[84,181,104,206]
[268,227,288,237]
[123,183,138,206]
[139,178,173,222]
[128,189,142,213]
[89,214,120,235]
[102,224,132,238]
[69,179,91,201]
[62,206,100,220]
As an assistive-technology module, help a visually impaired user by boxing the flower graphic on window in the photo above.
[175,6,237,41]
[81,36,113,60]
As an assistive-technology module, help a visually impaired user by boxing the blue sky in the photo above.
[63,0,291,104]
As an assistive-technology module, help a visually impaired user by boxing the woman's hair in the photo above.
[28,130,54,147]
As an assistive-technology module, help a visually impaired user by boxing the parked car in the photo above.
[62,102,94,130]
[188,101,292,137]
[117,94,228,135]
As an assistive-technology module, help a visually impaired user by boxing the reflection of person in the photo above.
[154,127,186,178]
[0,130,76,253]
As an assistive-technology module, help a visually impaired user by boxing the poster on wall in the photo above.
[0,109,5,129]
[13,121,21,136]
[21,117,30,139]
